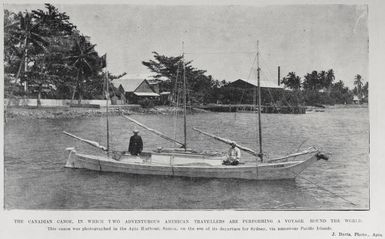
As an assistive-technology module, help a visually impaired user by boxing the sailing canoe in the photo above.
[64,147,326,180]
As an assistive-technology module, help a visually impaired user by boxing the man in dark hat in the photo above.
[128,129,143,156]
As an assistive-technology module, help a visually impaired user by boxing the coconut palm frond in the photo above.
[85,44,96,53]
[82,59,93,73]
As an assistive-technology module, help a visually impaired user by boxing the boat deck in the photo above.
[76,151,303,168]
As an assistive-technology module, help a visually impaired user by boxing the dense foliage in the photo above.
[4,4,117,105]
[142,52,217,104]
[280,70,367,105]
[352,74,368,103]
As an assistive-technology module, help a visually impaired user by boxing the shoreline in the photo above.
[4,106,209,121]
[4,104,367,121]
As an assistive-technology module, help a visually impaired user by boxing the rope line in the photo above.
[237,51,258,113]
[288,168,358,207]
[173,60,182,147]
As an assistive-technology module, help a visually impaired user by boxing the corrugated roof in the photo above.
[112,78,144,92]
[123,73,154,79]
[236,79,283,89]
[134,92,160,97]
[147,79,163,85]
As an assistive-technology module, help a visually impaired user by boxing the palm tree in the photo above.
[303,71,319,91]
[4,10,21,67]
[67,35,98,104]
[325,69,335,88]
[8,11,49,92]
[318,70,327,90]
[324,69,335,95]
[362,82,369,101]
[32,3,75,35]
[281,72,301,90]
[26,55,57,107]
[4,11,24,76]
[354,74,363,100]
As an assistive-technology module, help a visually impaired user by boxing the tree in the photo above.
[67,35,99,104]
[32,3,75,36]
[325,69,335,89]
[29,5,78,105]
[318,70,326,88]
[362,82,368,102]
[8,11,49,92]
[25,55,57,106]
[142,52,215,104]
[354,74,364,100]
[4,5,78,101]
[281,72,301,90]
[26,36,77,105]
[142,52,184,82]
[330,80,354,104]
[4,10,23,75]
[303,71,321,91]
[4,74,24,98]
[108,72,127,80]
[4,5,109,103]
[302,70,335,92]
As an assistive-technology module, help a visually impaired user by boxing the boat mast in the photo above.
[106,70,110,157]
[182,41,187,151]
[257,41,263,161]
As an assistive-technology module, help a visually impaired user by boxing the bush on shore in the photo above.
[138,98,155,108]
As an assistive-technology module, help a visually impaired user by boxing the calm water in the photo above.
[4,107,369,210]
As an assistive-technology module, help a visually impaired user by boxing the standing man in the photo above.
[128,129,143,156]
[223,142,241,165]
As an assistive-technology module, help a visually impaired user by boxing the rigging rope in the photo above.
[173,60,182,147]
[260,70,275,104]
[282,153,358,207]
[247,53,258,81]
[235,52,258,109]
[295,174,358,207]
[259,57,296,108]
[260,57,276,81]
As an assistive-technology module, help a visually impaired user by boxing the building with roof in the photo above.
[147,79,163,93]
[224,78,284,105]
[112,78,160,104]
[353,95,361,104]
[228,79,283,89]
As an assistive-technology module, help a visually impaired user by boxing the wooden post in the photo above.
[278,66,281,86]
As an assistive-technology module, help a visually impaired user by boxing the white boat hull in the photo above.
[65,148,324,180]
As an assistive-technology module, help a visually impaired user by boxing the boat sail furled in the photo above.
[63,43,328,180]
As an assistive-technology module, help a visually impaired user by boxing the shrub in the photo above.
[138,98,155,108]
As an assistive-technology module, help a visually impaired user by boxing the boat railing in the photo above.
[266,147,318,163]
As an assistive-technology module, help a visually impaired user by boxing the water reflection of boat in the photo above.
[64,43,328,180]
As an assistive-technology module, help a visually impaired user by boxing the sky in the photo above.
[4,4,368,88]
